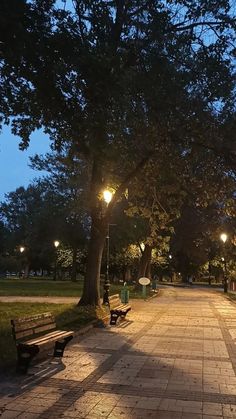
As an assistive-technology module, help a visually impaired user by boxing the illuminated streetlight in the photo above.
[53,240,60,280]
[168,254,173,282]
[19,246,26,278]
[140,242,145,252]
[220,234,228,293]
[220,233,228,243]
[102,189,114,305]
[103,189,113,204]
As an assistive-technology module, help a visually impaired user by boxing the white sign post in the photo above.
[138,277,151,299]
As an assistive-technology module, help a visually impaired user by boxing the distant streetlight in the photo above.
[220,233,228,244]
[220,234,228,293]
[19,246,26,278]
[103,189,114,305]
[140,242,145,252]
[168,254,173,282]
[53,240,60,280]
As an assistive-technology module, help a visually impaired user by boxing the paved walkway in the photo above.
[1,287,236,418]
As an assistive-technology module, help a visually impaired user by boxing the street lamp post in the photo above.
[103,190,113,305]
[54,240,60,280]
[19,246,25,278]
[220,233,228,293]
[168,254,173,282]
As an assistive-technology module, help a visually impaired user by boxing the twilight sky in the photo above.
[0,125,51,202]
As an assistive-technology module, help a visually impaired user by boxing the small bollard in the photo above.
[121,282,129,303]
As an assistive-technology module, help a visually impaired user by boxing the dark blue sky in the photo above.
[0,1,73,203]
[0,126,51,202]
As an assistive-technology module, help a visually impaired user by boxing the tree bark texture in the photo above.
[137,244,152,280]
[78,219,106,306]
[78,158,107,306]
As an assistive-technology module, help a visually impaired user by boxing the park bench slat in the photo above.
[12,313,55,331]
[14,323,56,341]
[11,312,74,373]
[109,294,131,325]
[25,330,73,346]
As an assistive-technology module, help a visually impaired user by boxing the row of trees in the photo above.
[0,0,235,305]
[0,147,235,285]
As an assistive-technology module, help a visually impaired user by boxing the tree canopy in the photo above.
[0,0,235,304]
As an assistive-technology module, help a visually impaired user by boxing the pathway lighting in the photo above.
[220,233,228,243]
[103,189,113,204]
[140,242,145,251]
[103,189,114,305]
[220,234,228,293]
[53,240,60,280]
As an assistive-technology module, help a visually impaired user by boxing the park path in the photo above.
[1,287,236,418]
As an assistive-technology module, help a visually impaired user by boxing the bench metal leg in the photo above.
[16,346,39,374]
[53,335,73,358]
[110,313,120,325]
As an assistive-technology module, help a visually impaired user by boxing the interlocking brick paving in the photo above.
[3,288,236,417]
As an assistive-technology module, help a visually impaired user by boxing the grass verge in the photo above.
[0,279,153,299]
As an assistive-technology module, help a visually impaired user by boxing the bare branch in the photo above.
[172,18,236,32]
[105,152,152,219]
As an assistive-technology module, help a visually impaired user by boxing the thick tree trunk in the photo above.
[71,247,77,282]
[23,263,30,279]
[137,244,152,280]
[78,218,106,306]
[145,260,152,279]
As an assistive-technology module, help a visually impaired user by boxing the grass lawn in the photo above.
[0,279,83,297]
[0,279,152,299]
[0,302,100,372]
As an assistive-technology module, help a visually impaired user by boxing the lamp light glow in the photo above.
[19,246,25,253]
[54,240,60,248]
[220,233,227,243]
[103,190,113,204]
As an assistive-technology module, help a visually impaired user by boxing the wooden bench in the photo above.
[11,312,74,373]
[109,294,131,325]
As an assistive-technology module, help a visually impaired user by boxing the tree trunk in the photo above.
[71,247,77,282]
[137,244,152,280]
[23,263,30,279]
[145,260,152,279]
[78,218,106,306]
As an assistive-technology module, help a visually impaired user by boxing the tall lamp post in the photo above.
[169,254,173,283]
[54,240,60,280]
[19,246,25,278]
[103,190,113,305]
[220,233,228,293]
